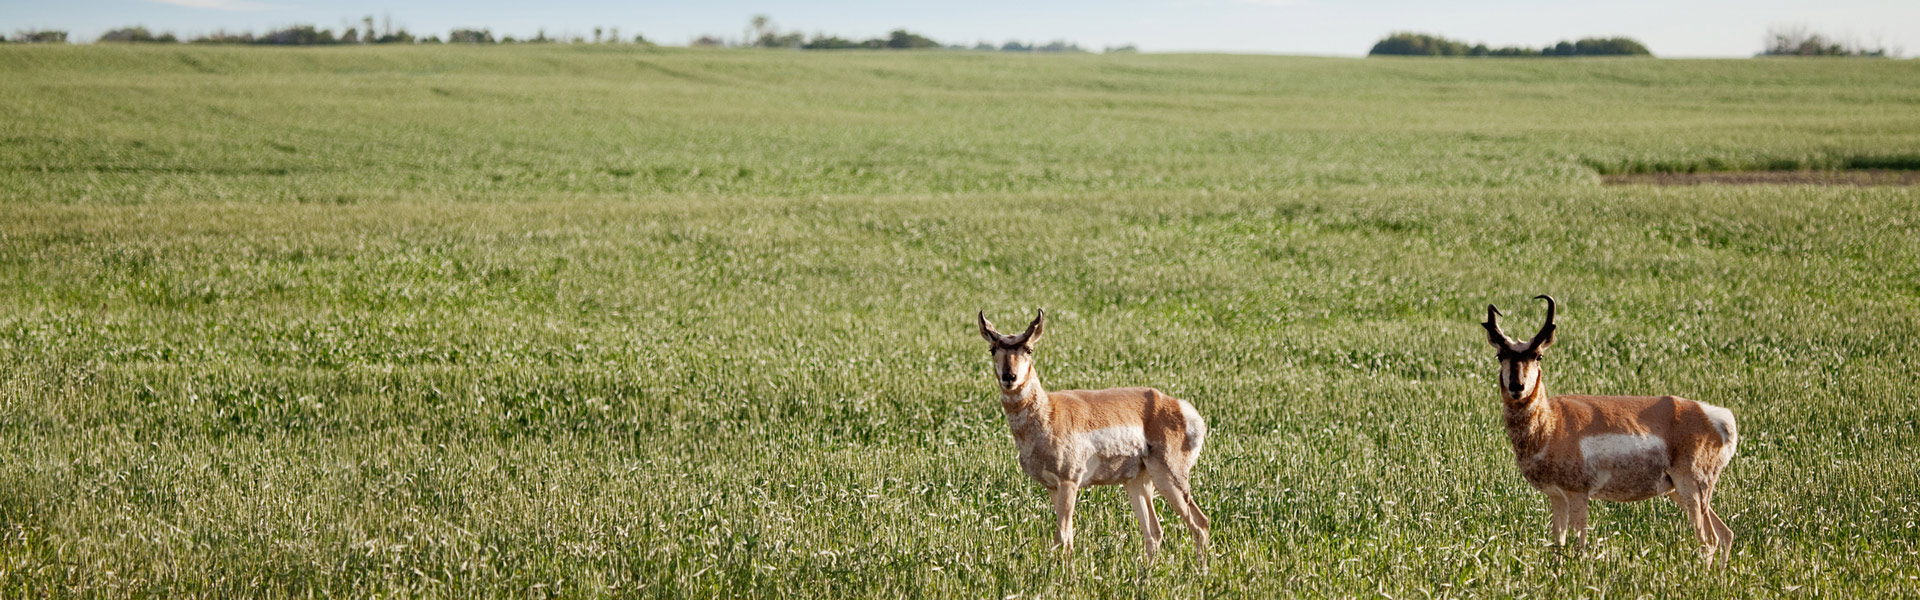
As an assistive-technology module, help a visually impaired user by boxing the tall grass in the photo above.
[0,46,1917,597]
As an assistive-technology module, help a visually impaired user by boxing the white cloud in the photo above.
[149,0,274,10]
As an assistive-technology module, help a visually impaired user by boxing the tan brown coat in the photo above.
[1485,296,1739,563]
[981,310,1210,566]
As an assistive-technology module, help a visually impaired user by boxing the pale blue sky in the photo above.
[4,0,1916,57]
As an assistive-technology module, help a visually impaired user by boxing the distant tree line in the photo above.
[784,29,942,50]
[730,15,1111,52]
[1760,25,1892,57]
[98,27,176,43]
[1369,33,1651,57]
[5,30,71,43]
[67,17,654,45]
[10,14,1104,51]
[11,14,1115,51]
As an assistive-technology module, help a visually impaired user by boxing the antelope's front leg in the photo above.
[1125,477,1162,563]
[1565,491,1591,550]
[1546,490,1570,546]
[1051,480,1080,555]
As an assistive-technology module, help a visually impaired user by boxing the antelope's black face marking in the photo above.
[1496,347,1543,399]
[1483,296,1556,401]
[978,309,1045,393]
[990,344,1032,390]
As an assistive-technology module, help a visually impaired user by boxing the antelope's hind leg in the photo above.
[1707,505,1733,564]
[1700,477,1734,564]
[1667,472,1717,563]
[1147,456,1210,568]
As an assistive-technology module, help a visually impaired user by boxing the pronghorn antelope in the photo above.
[978,309,1211,566]
[1483,295,1739,563]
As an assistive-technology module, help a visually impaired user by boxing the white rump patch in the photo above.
[1698,402,1739,467]
[1698,403,1737,443]
[1179,399,1206,457]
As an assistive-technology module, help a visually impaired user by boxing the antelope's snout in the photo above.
[1507,382,1526,397]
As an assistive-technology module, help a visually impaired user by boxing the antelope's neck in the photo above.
[1001,373,1052,434]
[1503,387,1554,459]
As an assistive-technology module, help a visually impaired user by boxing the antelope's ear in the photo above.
[979,311,1004,345]
[1483,304,1513,350]
[1015,308,1045,347]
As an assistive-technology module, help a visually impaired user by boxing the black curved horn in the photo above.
[1015,308,1045,346]
[979,310,1003,344]
[1529,295,1557,348]
[1483,304,1513,347]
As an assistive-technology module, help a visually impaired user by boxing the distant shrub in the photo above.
[258,26,339,45]
[989,40,1083,53]
[447,29,494,44]
[99,27,178,43]
[1370,32,1472,56]
[1105,44,1139,54]
[1032,40,1084,53]
[1761,25,1889,57]
[1574,37,1649,55]
[755,31,806,48]
[1370,32,1651,57]
[13,30,69,44]
[190,31,255,44]
[691,36,725,47]
[884,29,940,49]
[803,35,870,50]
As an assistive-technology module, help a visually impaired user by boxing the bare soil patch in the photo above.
[1603,169,1920,186]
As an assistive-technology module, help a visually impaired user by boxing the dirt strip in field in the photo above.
[1603,169,1920,186]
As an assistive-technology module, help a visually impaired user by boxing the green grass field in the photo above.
[2,45,1918,597]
